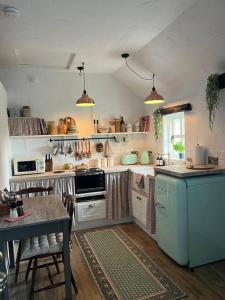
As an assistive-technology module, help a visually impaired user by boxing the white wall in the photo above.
[0,81,10,188]
[144,79,225,166]
[0,67,145,135]
[0,68,151,168]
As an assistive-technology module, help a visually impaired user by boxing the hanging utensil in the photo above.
[78,141,82,160]
[87,140,92,158]
[60,141,64,155]
[81,140,85,159]
[68,143,73,155]
[52,141,58,156]
[75,141,79,160]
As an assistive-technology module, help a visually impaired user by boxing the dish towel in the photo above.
[135,173,145,189]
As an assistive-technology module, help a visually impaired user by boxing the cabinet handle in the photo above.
[88,204,95,208]
[154,201,165,209]
[137,196,141,200]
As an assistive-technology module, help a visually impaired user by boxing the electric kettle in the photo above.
[140,151,150,165]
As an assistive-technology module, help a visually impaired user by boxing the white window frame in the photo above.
[163,111,185,160]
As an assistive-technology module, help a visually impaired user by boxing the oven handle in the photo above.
[75,191,106,198]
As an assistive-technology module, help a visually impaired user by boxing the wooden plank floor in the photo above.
[7,223,225,299]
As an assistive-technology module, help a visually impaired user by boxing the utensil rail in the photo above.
[49,136,116,142]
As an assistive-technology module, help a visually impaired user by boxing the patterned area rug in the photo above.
[75,227,186,300]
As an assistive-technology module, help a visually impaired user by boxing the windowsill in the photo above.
[165,159,185,166]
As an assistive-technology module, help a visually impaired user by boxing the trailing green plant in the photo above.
[153,108,162,140]
[205,73,220,131]
[172,142,185,153]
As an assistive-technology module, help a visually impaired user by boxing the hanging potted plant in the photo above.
[205,73,220,130]
[153,109,162,140]
[173,142,185,159]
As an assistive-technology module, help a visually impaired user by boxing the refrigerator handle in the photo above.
[154,201,165,209]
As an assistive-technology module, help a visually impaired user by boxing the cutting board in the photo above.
[186,165,215,170]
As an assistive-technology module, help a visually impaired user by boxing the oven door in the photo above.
[75,173,105,194]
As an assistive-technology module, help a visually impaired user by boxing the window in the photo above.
[163,112,185,160]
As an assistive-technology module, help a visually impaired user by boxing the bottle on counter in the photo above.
[159,155,164,166]
[156,154,160,166]
[120,116,125,132]
[16,200,24,216]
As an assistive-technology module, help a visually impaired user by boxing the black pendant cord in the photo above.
[124,56,154,81]
[82,62,86,93]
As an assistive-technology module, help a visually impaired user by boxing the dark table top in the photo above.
[0,194,69,231]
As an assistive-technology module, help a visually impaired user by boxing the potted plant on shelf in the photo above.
[173,142,185,159]
[205,73,220,131]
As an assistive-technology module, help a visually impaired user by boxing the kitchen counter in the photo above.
[155,165,225,178]
[10,164,155,182]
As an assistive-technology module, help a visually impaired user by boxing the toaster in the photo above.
[121,154,137,165]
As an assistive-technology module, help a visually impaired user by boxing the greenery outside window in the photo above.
[163,112,185,160]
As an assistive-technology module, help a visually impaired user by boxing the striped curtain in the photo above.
[106,171,132,220]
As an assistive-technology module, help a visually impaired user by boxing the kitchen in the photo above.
[1,0,225,299]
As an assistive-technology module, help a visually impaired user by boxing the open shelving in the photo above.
[10,131,150,139]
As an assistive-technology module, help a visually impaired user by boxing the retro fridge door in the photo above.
[155,174,188,265]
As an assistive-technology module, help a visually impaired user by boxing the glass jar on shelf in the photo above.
[114,118,121,132]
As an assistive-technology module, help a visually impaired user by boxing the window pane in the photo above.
[173,118,181,135]
[163,112,185,161]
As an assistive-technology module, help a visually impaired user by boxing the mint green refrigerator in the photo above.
[155,174,225,268]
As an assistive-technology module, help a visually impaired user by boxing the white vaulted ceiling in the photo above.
[0,0,196,71]
[115,0,225,100]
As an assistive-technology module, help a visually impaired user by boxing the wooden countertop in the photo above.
[155,165,225,178]
[10,164,155,182]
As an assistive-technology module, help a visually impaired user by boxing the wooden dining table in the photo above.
[0,194,72,300]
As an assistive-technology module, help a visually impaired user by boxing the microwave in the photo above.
[13,157,45,176]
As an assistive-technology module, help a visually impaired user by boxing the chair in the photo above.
[14,186,55,283]
[16,193,78,299]
[15,186,53,198]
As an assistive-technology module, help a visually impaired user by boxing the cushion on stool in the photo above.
[20,232,63,260]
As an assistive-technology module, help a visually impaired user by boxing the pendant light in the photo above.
[121,53,166,104]
[76,62,96,107]
[144,74,165,104]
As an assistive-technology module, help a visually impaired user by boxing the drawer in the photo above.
[76,200,106,222]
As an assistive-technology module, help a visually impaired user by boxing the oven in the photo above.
[74,168,106,224]
[75,168,105,196]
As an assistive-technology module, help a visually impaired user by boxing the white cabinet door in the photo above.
[132,190,147,227]
[76,200,106,222]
